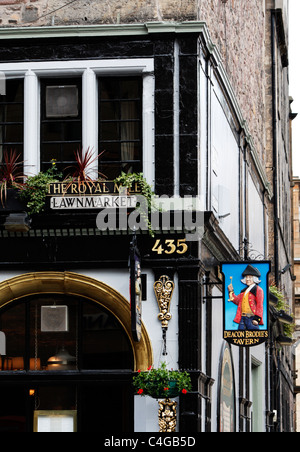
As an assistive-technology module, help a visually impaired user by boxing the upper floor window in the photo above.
[0,79,24,170]
[98,77,142,180]
[0,59,155,184]
[41,78,82,174]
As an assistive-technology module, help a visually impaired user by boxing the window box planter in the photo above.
[276,335,293,346]
[277,310,294,325]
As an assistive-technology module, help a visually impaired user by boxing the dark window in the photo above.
[0,295,134,432]
[0,295,134,372]
[98,77,142,180]
[0,80,24,168]
[40,78,82,174]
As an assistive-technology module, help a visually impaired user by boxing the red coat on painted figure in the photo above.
[231,285,264,326]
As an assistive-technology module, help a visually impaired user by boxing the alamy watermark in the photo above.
[96,190,205,242]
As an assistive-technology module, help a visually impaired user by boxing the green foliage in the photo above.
[114,172,157,237]
[114,172,155,207]
[269,285,295,338]
[0,150,25,207]
[269,285,290,312]
[19,165,62,215]
[133,362,192,398]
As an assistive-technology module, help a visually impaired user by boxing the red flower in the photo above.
[147,366,152,371]
[164,387,169,392]
[137,389,144,395]
[137,369,141,373]
[182,389,188,394]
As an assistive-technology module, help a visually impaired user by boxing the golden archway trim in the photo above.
[0,271,153,371]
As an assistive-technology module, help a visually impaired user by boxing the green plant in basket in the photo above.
[133,362,192,399]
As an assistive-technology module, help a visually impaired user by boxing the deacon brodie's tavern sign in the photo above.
[47,181,140,210]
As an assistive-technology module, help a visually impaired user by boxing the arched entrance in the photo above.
[0,272,153,432]
[0,272,152,371]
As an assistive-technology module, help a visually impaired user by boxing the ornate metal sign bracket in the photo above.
[158,398,177,432]
[154,275,175,356]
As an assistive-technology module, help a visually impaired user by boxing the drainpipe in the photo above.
[271,9,281,432]
[271,10,280,288]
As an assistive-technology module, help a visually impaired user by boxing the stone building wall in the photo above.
[199,0,266,165]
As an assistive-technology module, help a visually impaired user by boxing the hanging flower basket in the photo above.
[133,362,192,399]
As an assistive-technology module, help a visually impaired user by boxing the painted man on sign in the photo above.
[222,262,270,347]
[227,265,264,331]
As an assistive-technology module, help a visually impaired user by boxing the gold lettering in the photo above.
[94,183,102,194]
[78,184,87,194]
[114,183,121,193]
[102,183,109,193]
[52,184,61,194]
[87,184,94,194]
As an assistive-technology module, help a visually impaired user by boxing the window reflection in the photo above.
[0,295,134,372]
[82,300,133,370]
[29,297,78,371]
[0,303,25,370]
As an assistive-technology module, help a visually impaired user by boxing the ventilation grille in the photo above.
[46,85,78,118]
[41,306,69,332]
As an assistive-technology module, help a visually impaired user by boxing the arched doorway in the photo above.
[0,272,153,432]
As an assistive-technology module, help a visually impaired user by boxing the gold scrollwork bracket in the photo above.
[154,275,175,330]
[154,275,175,356]
[158,398,178,433]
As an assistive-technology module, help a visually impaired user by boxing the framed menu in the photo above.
[34,410,77,433]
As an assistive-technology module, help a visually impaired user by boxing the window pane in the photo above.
[0,303,26,371]
[0,386,26,432]
[0,295,134,373]
[38,385,76,411]
[0,79,24,167]
[2,124,23,143]
[82,301,133,370]
[40,78,82,174]
[29,296,78,371]
[99,161,142,180]
[0,104,23,122]
[99,77,142,178]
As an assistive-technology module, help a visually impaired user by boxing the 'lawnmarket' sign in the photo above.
[47,181,140,210]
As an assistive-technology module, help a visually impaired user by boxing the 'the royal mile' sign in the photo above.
[221,261,271,347]
[47,181,140,210]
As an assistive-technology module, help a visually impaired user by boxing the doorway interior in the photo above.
[0,294,134,432]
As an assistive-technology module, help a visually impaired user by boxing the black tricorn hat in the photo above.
[242,264,261,278]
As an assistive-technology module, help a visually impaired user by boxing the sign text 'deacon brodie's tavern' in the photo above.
[221,261,271,348]
[47,181,141,210]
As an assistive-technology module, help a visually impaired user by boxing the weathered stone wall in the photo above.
[199,0,266,164]
[0,0,198,26]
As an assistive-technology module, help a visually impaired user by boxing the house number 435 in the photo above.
[152,239,188,255]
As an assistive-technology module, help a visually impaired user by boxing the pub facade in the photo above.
[0,0,294,433]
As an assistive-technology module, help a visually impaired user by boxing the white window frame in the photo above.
[0,59,155,185]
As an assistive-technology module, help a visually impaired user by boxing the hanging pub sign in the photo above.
[221,261,271,347]
[130,236,142,342]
